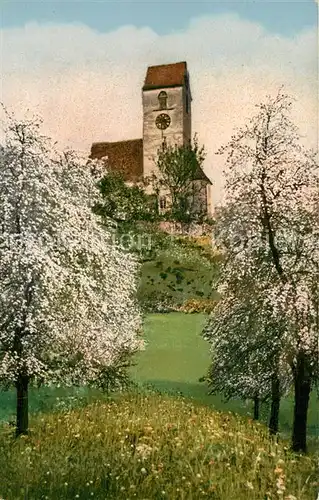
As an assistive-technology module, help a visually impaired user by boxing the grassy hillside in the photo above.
[1,313,318,498]
[0,393,317,499]
[1,313,318,439]
[136,229,220,311]
[138,253,219,310]
[130,313,319,438]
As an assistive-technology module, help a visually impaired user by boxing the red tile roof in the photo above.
[90,138,212,185]
[143,61,187,90]
[90,139,143,182]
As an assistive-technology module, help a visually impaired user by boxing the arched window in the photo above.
[158,91,168,110]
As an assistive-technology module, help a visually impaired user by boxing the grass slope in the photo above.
[136,230,220,310]
[130,313,319,438]
[138,254,219,309]
[0,313,319,442]
[1,313,318,439]
[0,393,317,499]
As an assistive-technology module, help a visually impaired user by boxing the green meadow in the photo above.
[1,312,318,438]
[130,313,318,438]
[1,312,318,499]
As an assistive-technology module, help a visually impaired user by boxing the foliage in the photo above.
[94,171,158,223]
[152,134,207,222]
[0,112,143,433]
[114,220,172,261]
[180,298,218,314]
[175,233,223,264]
[203,90,319,451]
[137,290,176,313]
[0,393,317,500]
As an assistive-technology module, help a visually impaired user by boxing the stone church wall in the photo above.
[142,86,188,179]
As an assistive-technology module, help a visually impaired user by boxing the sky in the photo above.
[1,0,318,205]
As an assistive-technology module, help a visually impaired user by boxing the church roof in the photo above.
[143,61,188,90]
[194,167,213,184]
[90,138,212,185]
[90,138,143,182]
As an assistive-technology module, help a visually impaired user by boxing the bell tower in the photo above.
[142,61,192,179]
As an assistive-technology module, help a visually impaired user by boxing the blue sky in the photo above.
[1,0,317,37]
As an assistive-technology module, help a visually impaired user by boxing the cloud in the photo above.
[1,14,317,205]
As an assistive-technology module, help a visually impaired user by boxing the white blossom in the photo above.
[0,113,143,387]
[204,90,318,420]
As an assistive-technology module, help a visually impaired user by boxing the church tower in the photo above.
[142,61,192,179]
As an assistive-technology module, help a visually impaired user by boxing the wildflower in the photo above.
[246,482,254,490]
[276,476,286,494]
[144,425,154,433]
[136,443,153,460]
[141,467,147,474]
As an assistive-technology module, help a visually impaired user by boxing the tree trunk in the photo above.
[269,373,281,435]
[16,374,29,437]
[292,352,311,453]
[253,395,260,420]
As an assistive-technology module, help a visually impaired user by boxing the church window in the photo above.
[158,91,168,110]
[159,196,167,210]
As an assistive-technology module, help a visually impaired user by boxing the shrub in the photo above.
[138,290,177,313]
[180,298,218,314]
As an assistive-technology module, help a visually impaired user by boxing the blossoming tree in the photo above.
[202,264,291,431]
[203,90,318,452]
[0,113,143,436]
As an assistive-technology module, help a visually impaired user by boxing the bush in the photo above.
[180,298,219,314]
[138,290,177,313]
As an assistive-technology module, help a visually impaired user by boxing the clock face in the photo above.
[155,113,171,130]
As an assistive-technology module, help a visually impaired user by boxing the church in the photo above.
[90,61,213,217]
